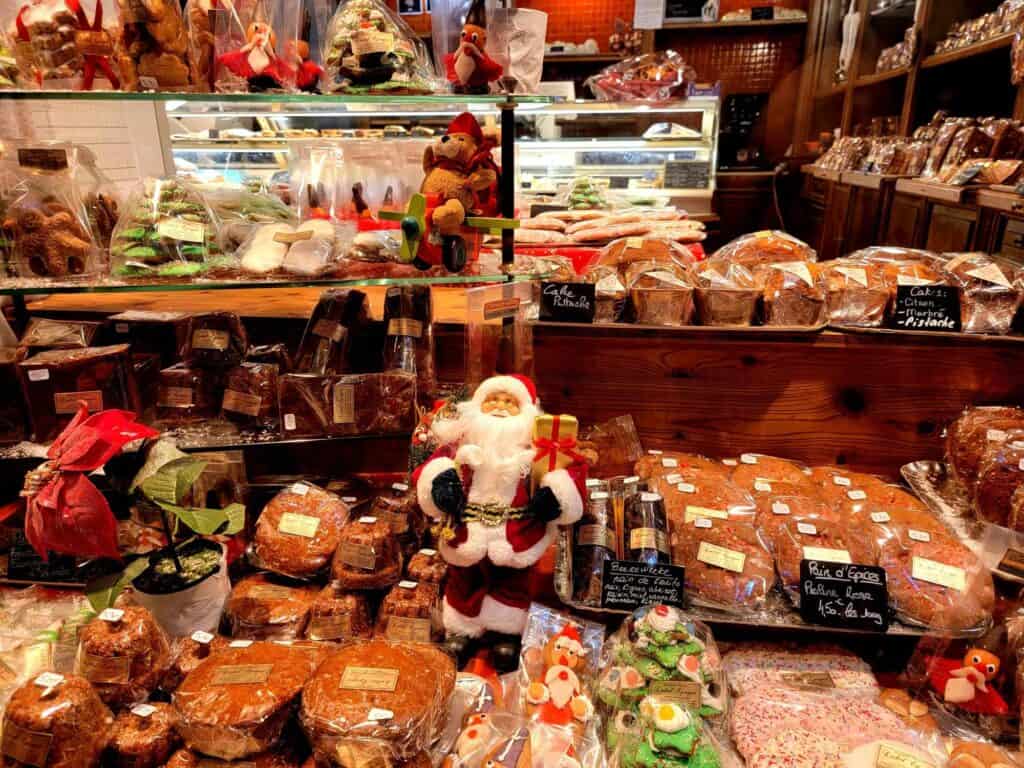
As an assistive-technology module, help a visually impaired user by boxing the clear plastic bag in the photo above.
[331,514,404,590]
[294,288,369,374]
[712,230,816,268]
[225,573,318,640]
[383,285,436,407]
[212,0,293,93]
[299,639,456,766]
[183,312,249,368]
[634,450,731,484]
[374,580,443,643]
[583,264,628,324]
[305,583,373,641]
[156,363,219,422]
[115,0,191,90]
[291,141,342,221]
[0,28,22,88]
[821,258,891,327]
[238,220,338,276]
[251,481,352,579]
[657,474,757,534]
[108,701,181,768]
[184,0,215,89]
[758,262,827,327]
[204,185,297,252]
[322,0,436,94]
[728,453,810,491]
[585,49,695,102]
[576,415,643,479]
[945,405,1024,489]
[723,645,877,699]
[693,260,763,327]
[76,606,172,707]
[161,633,231,692]
[222,362,280,429]
[3,142,102,279]
[173,641,317,759]
[110,178,225,279]
[615,692,725,768]
[19,318,102,349]
[626,260,696,327]
[599,235,701,271]
[942,253,1022,335]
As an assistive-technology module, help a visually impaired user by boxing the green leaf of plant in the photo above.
[140,471,178,506]
[171,458,207,504]
[141,457,207,506]
[130,439,187,492]
[222,503,246,535]
[85,558,149,612]
[162,501,230,536]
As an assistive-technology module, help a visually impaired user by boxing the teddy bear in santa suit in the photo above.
[414,374,585,638]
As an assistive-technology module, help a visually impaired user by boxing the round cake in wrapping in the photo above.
[162,634,232,692]
[76,606,171,707]
[164,745,304,768]
[225,574,318,640]
[634,451,731,483]
[300,640,456,768]
[173,642,317,759]
[306,585,373,642]
[1,674,113,768]
[252,482,351,579]
[945,406,1024,488]
[108,702,181,768]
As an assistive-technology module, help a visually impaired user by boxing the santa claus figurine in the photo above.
[444,0,503,94]
[413,375,585,639]
[217,20,291,91]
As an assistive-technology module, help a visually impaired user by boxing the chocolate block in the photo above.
[156,363,219,422]
[382,286,435,406]
[183,312,248,368]
[278,374,332,439]
[132,353,161,414]
[18,345,140,442]
[245,344,293,373]
[277,372,415,439]
[294,289,368,374]
[106,310,191,368]
[221,363,279,429]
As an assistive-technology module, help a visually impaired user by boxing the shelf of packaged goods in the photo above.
[920,33,1016,69]
[661,17,808,29]
[854,67,909,89]
[543,54,625,64]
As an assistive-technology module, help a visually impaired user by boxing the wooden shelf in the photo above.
[921,33,1016,70]
[854,67,910,88]
[815,81,850,99]
[543,54,624,64]
[661,17,808,30]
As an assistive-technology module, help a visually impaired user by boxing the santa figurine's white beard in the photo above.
[545,666,579,709]
[461,399,537,457]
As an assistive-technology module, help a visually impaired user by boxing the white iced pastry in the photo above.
[241,223,291,273]
[295,219,336,243]
[283,238,333,276]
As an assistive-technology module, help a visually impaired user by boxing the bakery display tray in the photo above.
[536,320,828,333]
[831,324,1024,344]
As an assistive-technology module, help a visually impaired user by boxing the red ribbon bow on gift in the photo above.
[1,405,157,561]
[533,416,586,472]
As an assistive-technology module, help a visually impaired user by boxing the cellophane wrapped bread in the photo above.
[164,746,305,768]
[821,258,891,327]
[657,474,756,534]
[694,260,763,326]
[973,431,1024,528]
[625,260,696,326]
[599,235,700,270]
[225,574,318,640]
[945,406,1024,487]
[729,454,811,492]
[583,264,628,323]
[942,253,1023,334]
[305,584,373,642]
[108,702,181,768]
[368,482,423,559]
[405,548,446,586]
[300,640,456,768]
[252,482,351,579]
[173,642,317,759]
[162,633,231,692]
[1,674,113,768]
[634,450,732,483]
[878,525,994,631]
[374,581,443,643]
[183,313,248,369]
[758,262,827,327]
[711,230,816,269]
[331,515,403,590]
[76,607,172,707]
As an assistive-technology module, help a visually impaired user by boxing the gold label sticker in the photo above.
[80,652,131,684]
[332,383,355,424]
[211,664,274,685]
[625,236,644,250]
[273,229,314,245]
[780,671,835,689]
[17,148,68,172]
[74,29,113,56]
[911,557,966,591]
[385,616,432,643]
[159,386,193,408]
[649,680,702,709]
[697,541,746,573]
[629,527,668,554]
[483,298,521,321]
[876,743,935,768]
[1,718,52,767]
[338,541,376,571]
[802,546,852,564]
[340,666,399,692]
[222,389,262,417]
[248,585,294,601]
[307,613,352,641]
[684,505,728,523]
[277,512,320,539]
[350,29,394,56]
[387,318,423,338]
[192,329,229,351]
[156,218,205,243]
[576,524,616,551]
[312,319,345,343]
[54,390,102,414]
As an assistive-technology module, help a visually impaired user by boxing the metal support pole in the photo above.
[500,94,516,268]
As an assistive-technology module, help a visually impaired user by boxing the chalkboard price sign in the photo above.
[540,282,596,323]
[7,532,79,583]
[750,6,774,19]
[601,560,685,612]
[892,285,962,332]
[799,560,889,632]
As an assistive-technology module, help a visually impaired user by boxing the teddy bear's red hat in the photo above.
[446,111,484,144]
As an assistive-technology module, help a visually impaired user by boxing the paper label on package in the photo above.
[589,491,609,501]
[160,386,194,408]
[966,263,1013,288]
[774,261,814,286]
[312,319,345,343]
[847,490,867,501]
[340,666,399,692]
[876,743,935,768]
[649,680,702,709]
[34,673,63,689]
[987,429,1008,442]
[664,473,682,484]
[359,516,377,523]
[351,30,394,56]
[367,708,394,722]
[273,229,313,245]
[835,266,868,287]
[722,458,738,466]
[897,274,932,286]
[385,616,432,643]
[392,483,409,493]
[697,541,746,573]
[192,329,229,351]
[754,481,772,492]
[307,613,352,641]
[685,505,728,523]
[646,270,689,287]
[577,524,616,550]
[677,482,696,494]
[211,663,274,685]
[908,529,931,543]
[772,501,791,516]
[157,218,205,243]
[797,522,817,536]
[740,453,759,464]
[229,640,253,648]
[131,704,156,718]
[191,631,214,644]
[339,541,376,571]
[945,253,974,272]
[277,512,320,538]
[332,383,355,424]
[780,671,835,689]
[17,147,68,172]
[99,608,124,623]
[911,557,966,591]
[802,546,852,564]
[81,652,131,684]
[387,318,423,338]
[629,527,668,553]
[248,585,294,601]
[483,298,521,320]
[2,717,52,767]
[693,517,713,529]
[661,458,678,468]
[832,475,851,487]
[27,369,49,382]
[419,548,437,556]
[398,580,417,589]
[54,390,102,414]
[870,511,891,523]
[74,29,113,56]
[625,237,644,250]
[596,274,625,293]
[648,449,663,455]
[222,389,262,417]
[289,483,309,496]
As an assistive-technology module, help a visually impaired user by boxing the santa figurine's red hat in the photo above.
[446,111,484,145]
[471,374,538,409]
[557,623,582,644]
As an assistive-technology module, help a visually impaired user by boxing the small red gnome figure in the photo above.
[525,624,594,731]
[217,18,291,91]
[928,647,1009,715]
[444,0,502,94]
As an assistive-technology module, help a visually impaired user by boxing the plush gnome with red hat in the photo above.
[444,0,503,94]
[414,374,585,638]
